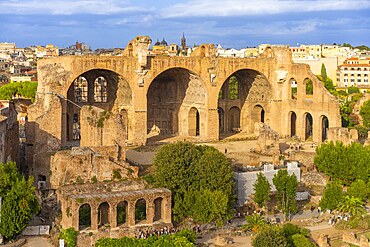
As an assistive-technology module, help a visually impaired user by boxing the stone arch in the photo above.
[117,201,128,226]
[228,106,240,132]
[188,107,200,136]
[78,203,91,230]
[218,107,225,133]
[135,199,147,224]
[304,113,313,140]
[289,78,297,99]
[218,69,272,136]
[321,115,329,142]
[98,202,110,227]
[146,67,207,139]
[289,111,297,137]
[65,69,132,145]
[304,78,313,95]
[153,197,164,222]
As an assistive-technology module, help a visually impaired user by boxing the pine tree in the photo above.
[321,63,328,82]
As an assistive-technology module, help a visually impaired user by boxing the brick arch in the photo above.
[217,68,272,135]
[146,67,208,139]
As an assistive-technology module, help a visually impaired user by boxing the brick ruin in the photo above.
[23,35,346,244]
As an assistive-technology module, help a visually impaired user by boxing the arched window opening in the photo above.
[251,105,265,126]
[290,79,297,99]
[218,107,225,133]
[228,76,239,99]
[74,76,88,102]
[321,116,329,142]
[98,202,110,227]
[117,201,128,226]
[228,107,241,132]
[154,198,163,222]
[188,107,200,136]
[79,204,91,230]
[135,199,147,224]
[290,112,297,137]
[305,78,313,95]
[94,76,108,102]
[261,109,265,123]
[305,113,313,140]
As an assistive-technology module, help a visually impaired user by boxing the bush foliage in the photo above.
[0,81,38,102]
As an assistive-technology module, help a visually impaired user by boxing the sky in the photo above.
[0,0,370,49]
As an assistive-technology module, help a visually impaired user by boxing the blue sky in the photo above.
[0,0,370,49]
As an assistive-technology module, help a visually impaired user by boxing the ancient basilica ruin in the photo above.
[24,36,341,243]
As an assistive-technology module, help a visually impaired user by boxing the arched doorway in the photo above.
[321,116,329,141]
[228,107,240,132]
[78,204,91,230]
[304,113,313,140]
[251,105,265,131]
[290,111,297,137]
[135,199,147,224]
[154,197,163,222]
[218,107,225,133]
[188,107,200,136]
[98,202,110,227]
[117,201,128,226]
[146,68,206,139]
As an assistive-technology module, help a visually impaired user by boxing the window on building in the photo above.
[365,79,369,83]
[94,76,108,102]
[358,68,361,71]
[358,74,361,77]
[344,74,348,76]
[351,79,355,82]
[358,79,361,83]
[344,79,348,82]
[74,76,88,102]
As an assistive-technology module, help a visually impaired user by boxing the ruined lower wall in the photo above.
[50,146,138,189]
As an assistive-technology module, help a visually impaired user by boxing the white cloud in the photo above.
[0,0,152,15]
[161,0,370,18]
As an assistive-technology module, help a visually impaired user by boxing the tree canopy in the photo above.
[319,180,344,211]
[153,142,235,224]
[314,141,370,184]
[272,170,298,220]
[0,162,40,240]
[0,81,38,102]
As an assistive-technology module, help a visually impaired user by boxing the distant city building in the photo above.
[59,41,92,56]
[336,57,370,91]
[0,42,16,53]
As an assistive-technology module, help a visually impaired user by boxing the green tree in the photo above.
[315,141,370,184]
[253,226,288,247]
[347,179,369,202]
[0,81,38,102]
[59,228,78,247]
[348,86,360,95]
[228,76,239,100]
[153,142,235,223]
[272,170,298,221]
[253,172,271,210]
[337,196,366,217]
[0,162,40,240]
[186,189,231,227]
[360,100,370,128]
[319,180,344,211]
[321,63,327,82]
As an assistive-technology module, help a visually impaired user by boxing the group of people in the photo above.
[136,226,178,239]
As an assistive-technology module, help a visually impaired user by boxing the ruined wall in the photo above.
[26,36,342,178]
[0,101,20,164]
[50,146,137,189]
[327,127,358,145]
